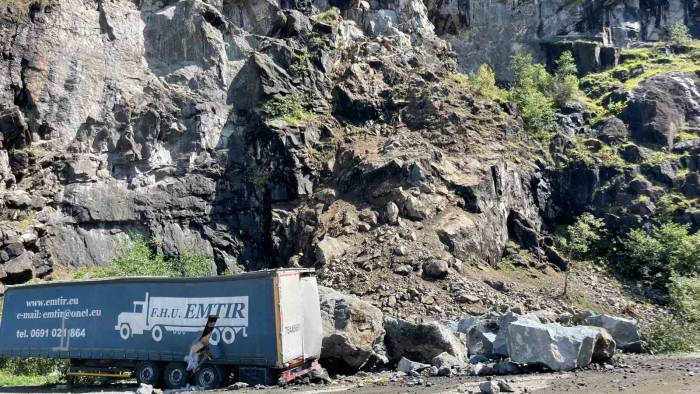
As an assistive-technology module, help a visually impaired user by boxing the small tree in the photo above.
[509,53,557,136]
[510,53,553,93]
[562,213,606,295]
[668,22,692,46]
[551,51,579,106]
[469,64,506,101]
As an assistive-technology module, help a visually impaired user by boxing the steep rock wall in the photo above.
[0,0,545,292]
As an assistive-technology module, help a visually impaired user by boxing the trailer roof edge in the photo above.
[3,268,316,291]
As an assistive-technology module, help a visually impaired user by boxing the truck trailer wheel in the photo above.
[151,325,163,342]
[119,323,131,340]
[163,362,188,389]
[195,365,224,390]
[135,361,161,386]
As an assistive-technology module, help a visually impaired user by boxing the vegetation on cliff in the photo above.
[74,235,213,279]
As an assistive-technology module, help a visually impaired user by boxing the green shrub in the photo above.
[314,7,341,26]
[668,275,700,322]
[509,52,579,135]
[564,213,606,261]
[509,84,556,134]
[0,358,66,376]
[0,357,66,387]
[290,48,311,77]
[171,251,213,278]
[263,95,317,127]
[642,316,699,353]
[668,22,692,46]
[468,64,506,101]
[75,234,213,279]
[0,370,62,387]
[560,213,606,296]
[510,53,552,93]
[620,222,700,285]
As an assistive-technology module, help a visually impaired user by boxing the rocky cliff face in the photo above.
[427,0,700,76]
[0,0,696,319]
[0,0,538,282]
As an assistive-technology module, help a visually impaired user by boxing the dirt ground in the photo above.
[0,354,697,394]
[245,353,700,394]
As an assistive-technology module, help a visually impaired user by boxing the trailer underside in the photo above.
[67,358,321,389]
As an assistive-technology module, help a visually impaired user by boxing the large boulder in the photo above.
[590,327,617,362]
[467,326,497,358]
[314,236,348,265]
[594,116,629,144]
[1,252,34,284]
[624,72,700,148]
[384,317,468,363]
[506,320,602,371]
[422,259,449,279]
[318,286,385,371]
[456,312,500,334]
[583,313,641,352]
[396,357,430,373]
[385,201,400,224]
[492,312,525,357]
[431,351,463,368]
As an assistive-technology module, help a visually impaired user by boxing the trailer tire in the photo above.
[209,328,221,345]
[151,325,163,342]
[119,324,131,340]
[163,362,188,389]
[222,327,235,344]
[135,361,161,386]
[195,365,224,390]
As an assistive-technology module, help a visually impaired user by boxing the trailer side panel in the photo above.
[0,276,278,366]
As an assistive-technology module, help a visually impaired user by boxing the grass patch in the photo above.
[305,139,336,162]
[642,150,686,166]
[597,144,629,167]
[566,289,610,314]
[620,47,653,62]
[656,193,696,221]
[0,358,66,387]
[676,129,698,142]
[0,371,61,387]
[624,62,700,90]
[496,255,554,289]
[263,95,317,127]
[0,371,60,387]
[0,211,37,231]
[313,7,341,26]
[581,42,700,118]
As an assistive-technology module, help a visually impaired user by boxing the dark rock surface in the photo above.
[624,72,700,147]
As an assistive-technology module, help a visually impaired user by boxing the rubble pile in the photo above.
[318,288,641,379]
